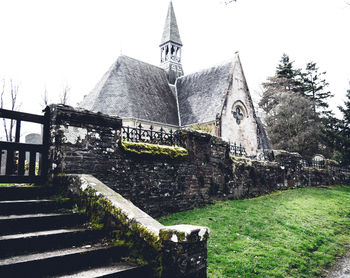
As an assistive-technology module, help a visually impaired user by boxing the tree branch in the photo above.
[60,84,70,105]
[1,79,20,141]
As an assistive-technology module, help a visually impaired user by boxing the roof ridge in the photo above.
[118,55,167,71]
[177,58,235,81]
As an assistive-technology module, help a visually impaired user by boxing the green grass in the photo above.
[0,183,33,187]
[0,183,15,187]
[159,186,350,278]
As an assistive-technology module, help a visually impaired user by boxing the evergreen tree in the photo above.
[339,88,350,130]
[259,54,336,157]
[276,54,302,93]
[276,54,295,79]
[335,87,350,165]
[319,86,350,165]
[259,54,337,158]
[300,62,333,115]
[259,54,301,114]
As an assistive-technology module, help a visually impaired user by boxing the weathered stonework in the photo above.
[220,57,259,155]
[48,105,350,219]
[48,104,121,177]
[59,174,209,278]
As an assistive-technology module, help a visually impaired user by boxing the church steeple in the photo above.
[160,1,183,84]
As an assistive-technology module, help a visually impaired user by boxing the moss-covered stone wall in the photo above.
[60,174,209,278]
[48,105,350,218]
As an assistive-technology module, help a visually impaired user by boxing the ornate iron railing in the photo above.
[120,124,183,146]
[301,158,325,169]
[230,143,247,157]
[340,167,350,173]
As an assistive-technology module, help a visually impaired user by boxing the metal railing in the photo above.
[301,158,325,169]
[340,167,350,173]
[120,124,183,146]
[229,143,247,157]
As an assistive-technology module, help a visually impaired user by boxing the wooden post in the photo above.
[41,107,50,182]
[15,120,21,143]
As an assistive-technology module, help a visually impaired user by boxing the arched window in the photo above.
[161,47,165,62]
[232,101,248,125]
[171,45,175,59]
[165,45,169,61]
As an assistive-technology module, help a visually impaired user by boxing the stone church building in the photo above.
[80,1,270,156]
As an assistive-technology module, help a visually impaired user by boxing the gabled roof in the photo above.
[79,55,179,125]
[176,59,235,126]
[160,1,182,46]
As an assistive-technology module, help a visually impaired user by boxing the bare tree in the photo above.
[0,79,5,108]
[0,79,20,141]
[41,87,49,108]
[59,85,70,105]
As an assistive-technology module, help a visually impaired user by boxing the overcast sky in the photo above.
[0,0,349,121]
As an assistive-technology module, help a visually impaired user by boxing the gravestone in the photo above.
[25,133,42,162]
[0,150,5,175]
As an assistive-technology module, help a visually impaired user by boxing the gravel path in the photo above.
[324,251,350,278]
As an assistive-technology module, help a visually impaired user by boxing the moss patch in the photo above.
[121,140,188,159]
[230,155,253,166]
[59,176,162,277]
[188,123,214,134]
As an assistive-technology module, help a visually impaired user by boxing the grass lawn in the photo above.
[159,186,350,277]
[0,183,33,187]
[0,183,15,187]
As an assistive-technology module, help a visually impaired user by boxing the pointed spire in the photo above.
[160,1,182,46]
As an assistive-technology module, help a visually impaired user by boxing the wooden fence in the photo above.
[0,107,49,183]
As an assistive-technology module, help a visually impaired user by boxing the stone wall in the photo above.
[48,105,350,218]
[48,104,121,176]
[61,174,209,278]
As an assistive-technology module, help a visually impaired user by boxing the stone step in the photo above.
[0,186,149,277]
[0,186,52,201]
[0,245,129,277]
[0,213,86,235]
[0,227,107,258]
[53,262,150,278]
[0,199,72,215]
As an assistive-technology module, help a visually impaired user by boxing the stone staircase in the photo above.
[0,186,149,277]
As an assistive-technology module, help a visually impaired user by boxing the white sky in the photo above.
[0,0,349,123]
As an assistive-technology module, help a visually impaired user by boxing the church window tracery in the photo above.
[231,101,248,125]
[233,107,243,125]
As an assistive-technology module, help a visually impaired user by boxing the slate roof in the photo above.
[79,55,179,126]
[176,60,234,126]
[160,1,182,46]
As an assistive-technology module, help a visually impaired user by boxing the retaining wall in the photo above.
[48,105,350,218]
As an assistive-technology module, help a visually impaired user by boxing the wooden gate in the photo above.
[0,107,49,183]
